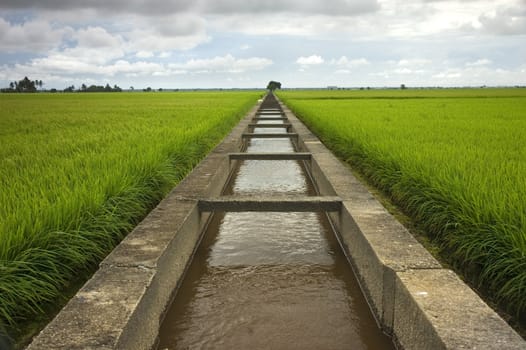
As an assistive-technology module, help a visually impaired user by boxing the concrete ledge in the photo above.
[256,111,283,115]
[248,123,292,128]
[198,195,342,212]
[229,152,311,160]
[395,269,525,349]
[252,117,288,121]
[279,101,525,349]
[242,132,298,139]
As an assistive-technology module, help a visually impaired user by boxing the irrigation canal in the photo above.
[157,94,394,349]
[28,93,525,350]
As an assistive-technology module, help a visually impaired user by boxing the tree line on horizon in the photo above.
[1,77,123,93]
[1,77,42,93]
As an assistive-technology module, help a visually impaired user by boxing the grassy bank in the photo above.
[279,88,526,318]
[0,91,261,342]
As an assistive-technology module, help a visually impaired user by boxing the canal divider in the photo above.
[27,93,525,349]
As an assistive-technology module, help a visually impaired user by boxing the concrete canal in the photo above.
[158,95,394,349]
[27,93,525,350]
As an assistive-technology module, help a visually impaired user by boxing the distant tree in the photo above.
[13,77,37,93]
[130,86,134,91]
[9,82,14,90]
[64,85,75,92]
[400,84,407,90]
[77,83,122,92]
[266,81,281,91]
[143,87,152,92]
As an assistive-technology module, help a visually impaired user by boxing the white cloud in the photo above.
[0,18,70,53]
[169,54,273,73]
[331,56,370,67]
[74,26,122,48]
[394,68,413,74]
[466,59,492,67]
[296,55,324,65]
[136,51,154,58]
[397,59,432,67]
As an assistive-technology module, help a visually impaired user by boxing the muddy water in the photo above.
[158,117,394,349]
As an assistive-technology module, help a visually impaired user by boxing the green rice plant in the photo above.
[279,89,526,317]
[0,91,261,338]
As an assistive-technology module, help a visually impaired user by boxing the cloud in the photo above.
[397,59,432,67]
[136,51,154,58]
[125,15,209,52]
[1,0,525,89]
[0,0,380,16]
[0,0,195,16]
[74,26,123,49]
[0,18,70,53]
[478,5,526,35]
[331,56,370,67]
[296,55,324,65]
[201,0,380,16]
[466,58,492,67]
[169,54,273,73]
[2,53,273,83]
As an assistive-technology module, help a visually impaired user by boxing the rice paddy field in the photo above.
[0,91,261,341]
[278,88,526,321]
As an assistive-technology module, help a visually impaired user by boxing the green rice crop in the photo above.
[0,91,260,337]
[279,88,526,317]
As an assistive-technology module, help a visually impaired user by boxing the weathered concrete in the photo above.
[252,117,288,121]
[280,100,525,349]
[228,152,311,160]
[241,132,298,139]
[248,123,292,128]
[394,269,524,350]
[198,195,342,212]
[256,111,283,115]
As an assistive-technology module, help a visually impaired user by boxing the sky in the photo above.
[0,0,525,89]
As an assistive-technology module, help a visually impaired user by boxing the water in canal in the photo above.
[158,116,394,349]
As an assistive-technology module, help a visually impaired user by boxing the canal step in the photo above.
[198,195,342,212]
[241,132,298,139]
[248,122,292,128]
[228,152,311,160]
[256,110,283,114]
[251,117,288,121]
